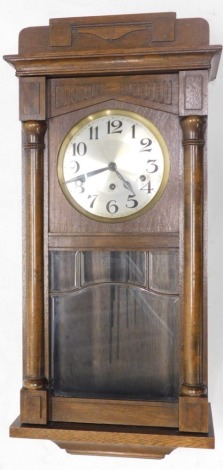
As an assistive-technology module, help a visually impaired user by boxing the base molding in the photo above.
[10,405,214,460]
[56,441,174,459]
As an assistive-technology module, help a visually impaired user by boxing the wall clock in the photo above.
[4,12,221,459]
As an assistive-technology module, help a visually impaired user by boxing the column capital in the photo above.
[180,115,207,144]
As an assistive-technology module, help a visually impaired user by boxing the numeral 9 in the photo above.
[70,160,80,174]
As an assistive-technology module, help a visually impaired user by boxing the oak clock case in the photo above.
[4,12,221,460]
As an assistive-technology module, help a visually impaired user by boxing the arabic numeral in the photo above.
[74,179,85,193]
[106,200,119,214]
[140,138,152,152]
[140,180,153,193]
[73,142,87,156]
[126,194,138,209]
[107,119,123,134]
[146,159,159,173]
[70,160,80,173]
[131,124,136,138]
[89,126,99,140]
[88,194,98,208]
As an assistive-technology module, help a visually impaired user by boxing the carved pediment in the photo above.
[49,75,179,117]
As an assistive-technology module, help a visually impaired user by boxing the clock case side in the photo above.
[4,12,221,458]
[178,71,209,433]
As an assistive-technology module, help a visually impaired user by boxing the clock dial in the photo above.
[57,109,169,222]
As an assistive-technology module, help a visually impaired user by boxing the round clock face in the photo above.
[57,109,169,222]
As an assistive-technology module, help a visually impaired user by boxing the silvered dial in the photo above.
[57,109,169,222]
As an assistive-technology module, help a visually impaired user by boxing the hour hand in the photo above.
[64,166,109,184]
[87,166,109,178]
[64,174,85,184]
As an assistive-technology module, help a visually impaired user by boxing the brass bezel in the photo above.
[57,109,170,223]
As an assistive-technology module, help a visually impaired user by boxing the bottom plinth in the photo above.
[10,406,214,460]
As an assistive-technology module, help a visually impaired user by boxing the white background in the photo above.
[0,1,223,469]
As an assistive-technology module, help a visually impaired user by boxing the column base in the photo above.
[180,383,207,397]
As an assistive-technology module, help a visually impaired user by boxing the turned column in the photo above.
[20,120,48,424]
[180,115,207,398]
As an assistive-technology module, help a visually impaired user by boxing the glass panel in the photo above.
[149,250,179,294]
[51,284,179,399]
[81,251,146,286]
[49,250,77,292]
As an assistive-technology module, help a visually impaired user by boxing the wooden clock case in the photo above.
[4,12,221,459]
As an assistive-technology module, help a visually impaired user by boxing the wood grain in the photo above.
[10,405,214,459]
[4,14,221,80]
[48,232,179,249]
[22,121,47,392]
[180,115,208,403]
[48,75,179,117]
[51,397,178,428]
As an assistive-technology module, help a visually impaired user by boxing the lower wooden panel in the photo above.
[10,405,214,459]
[50,397,179,428]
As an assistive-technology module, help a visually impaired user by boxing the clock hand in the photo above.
[114,168,136,196]
[64,166,109,184]
[87,166,109,178]
[65,162,135,195]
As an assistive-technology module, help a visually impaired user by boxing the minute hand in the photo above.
[114,169,135,196]
[64,166,109,184]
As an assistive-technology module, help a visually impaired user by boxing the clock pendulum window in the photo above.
[4,12,221,459]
